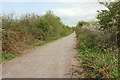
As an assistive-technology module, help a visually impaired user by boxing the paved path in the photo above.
[2,33,77,78]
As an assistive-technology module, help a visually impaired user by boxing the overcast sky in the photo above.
[2,0,115,26]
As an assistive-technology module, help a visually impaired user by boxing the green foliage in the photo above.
[75,28,118,78]
[97,2,119,29]
[0,53,20,63]
[97,1,120,46]
[2,11,73,62]
[76,21,89,28]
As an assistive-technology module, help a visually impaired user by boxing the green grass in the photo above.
[0,53,20,63]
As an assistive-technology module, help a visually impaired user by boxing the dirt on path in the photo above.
[2,33,77,78]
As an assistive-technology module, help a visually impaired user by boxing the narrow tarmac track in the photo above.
[2,33,77,78]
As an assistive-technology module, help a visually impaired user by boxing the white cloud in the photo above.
[54,9,96,26]
[54,8,76,17]
[52,2,108,26]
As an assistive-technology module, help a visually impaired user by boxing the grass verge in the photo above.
[0,53,20,63]
[33,33,71,47]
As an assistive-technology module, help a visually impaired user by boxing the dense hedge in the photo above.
[2,11,73,55]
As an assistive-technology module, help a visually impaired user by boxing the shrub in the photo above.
[2,11,73,59]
